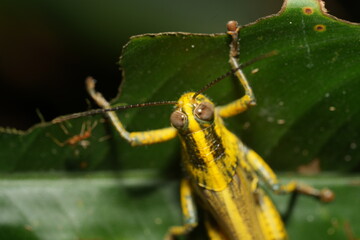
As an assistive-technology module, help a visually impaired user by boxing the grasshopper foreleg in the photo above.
[217,21,256,118]
[85,77,177,146]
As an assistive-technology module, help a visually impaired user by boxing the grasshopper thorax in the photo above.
[171,92,237,192]
[170,92,215,134]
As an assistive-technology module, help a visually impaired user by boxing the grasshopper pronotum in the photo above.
[53,21,334,240]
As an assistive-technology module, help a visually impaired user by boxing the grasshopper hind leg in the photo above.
[245,149,334,203]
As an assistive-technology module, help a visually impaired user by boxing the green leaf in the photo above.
[0,0,359,239]
[0,173,359,240]
[114,0,360,172]
[2,0,359,172]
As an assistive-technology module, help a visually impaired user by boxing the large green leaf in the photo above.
[114,0,360,172]
[0,0,359,239]
[1,0,359,172]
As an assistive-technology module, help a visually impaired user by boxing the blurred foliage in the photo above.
[0,173,358,240]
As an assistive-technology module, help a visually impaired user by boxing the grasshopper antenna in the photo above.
[52,100,177,123]
[53,39,277,124]
[193,50,278,99]
[53,48,277,124]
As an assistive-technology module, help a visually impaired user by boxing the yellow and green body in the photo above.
[77,21,333,240]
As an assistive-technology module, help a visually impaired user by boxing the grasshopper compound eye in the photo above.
[194,102,214,121]
[170,111,187,129]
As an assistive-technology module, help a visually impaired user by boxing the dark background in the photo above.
[0,0,358,130]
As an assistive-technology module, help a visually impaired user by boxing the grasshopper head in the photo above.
[170,92,215,134]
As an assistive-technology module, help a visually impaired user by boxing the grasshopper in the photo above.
[53,21,334,240]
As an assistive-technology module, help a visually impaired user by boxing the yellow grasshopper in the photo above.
[53,21,334,240]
